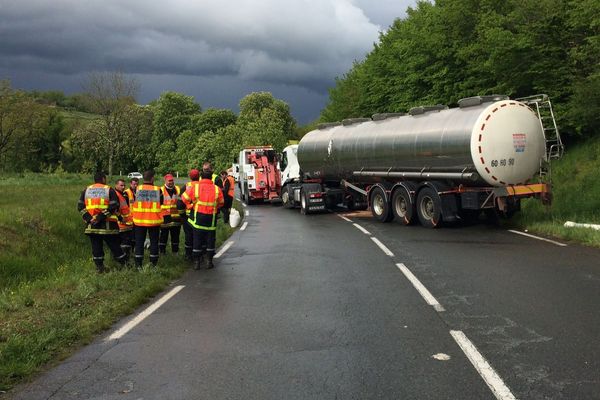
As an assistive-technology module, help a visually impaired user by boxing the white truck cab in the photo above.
[280,144,300,185]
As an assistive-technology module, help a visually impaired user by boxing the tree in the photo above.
[79,71,141,176]
[237,92,296,151]
[150,91,201,173]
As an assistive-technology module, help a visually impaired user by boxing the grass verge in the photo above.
[0,173,242,392]
[507,137,600,247]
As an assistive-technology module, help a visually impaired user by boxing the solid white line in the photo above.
[245,210,249,216]
[107,285,185,341]
[371,237,394,257]
[214,241,234,258]
[396,263,445,312]
[352,223,371,235]
[240,221,248,231]
[508,229,567,247]
[337,214,352,222]
[450,330,517,400]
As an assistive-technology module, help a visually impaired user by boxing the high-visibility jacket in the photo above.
[79,183,119,235]
[182,179,224,231]
[124,187,136,202]
[131,184,163,227]
[161,185,182,227]
[115,189,133,232]
[225,175,235,198]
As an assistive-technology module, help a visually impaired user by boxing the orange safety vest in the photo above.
[115,190,133,231]
[131,184,163,227]
[226,175,235,198]
[161,185,182,227]
[84,183,118,222]
[124,187,136,202]
[182,180,224,230]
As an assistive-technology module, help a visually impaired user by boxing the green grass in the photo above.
[508,138,600,246]
[0,173,241,391]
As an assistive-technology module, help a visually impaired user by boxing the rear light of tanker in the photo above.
[309,192,323,198]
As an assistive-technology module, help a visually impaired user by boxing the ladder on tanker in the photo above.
[516,94,564,161]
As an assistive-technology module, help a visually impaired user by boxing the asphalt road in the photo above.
[9,203,600,400]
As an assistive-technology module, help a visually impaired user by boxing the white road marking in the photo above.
[240,221,248,231]
[371,237,394,257]
[432,353,451,361]
[214,241,234,258]
[508,229,567,247]
[353,223,371,235]
[337,214,352,222]
[107,285,185,340]
[245,210,249,216]
[450,330,517,400]
[396,263,445,312]
[242,202,247,208]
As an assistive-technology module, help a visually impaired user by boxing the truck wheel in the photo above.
[416,187,442,228]
[244,189,251,205]
[392,188,415,225]
[300,189,310,215]
[370,187,393,222]
[281,186,293,209]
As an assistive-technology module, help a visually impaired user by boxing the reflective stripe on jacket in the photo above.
[132,184,163,227]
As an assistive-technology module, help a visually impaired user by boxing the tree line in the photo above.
[320,0,600,139]
[0,73,297,175]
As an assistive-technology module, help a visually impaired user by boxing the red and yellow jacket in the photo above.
[182,179,224,230]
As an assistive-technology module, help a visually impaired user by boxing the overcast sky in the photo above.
[0,0,417,124]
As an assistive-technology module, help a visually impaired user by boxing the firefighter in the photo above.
[124,177,138,202]
[220,170,235,224]
[159,174,182,254]
[178,169,199,261]
[131,170,164,268]
[114,178,134,260]
[77,171,128,273]
[182,165,224,270]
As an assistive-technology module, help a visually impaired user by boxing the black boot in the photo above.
[95,263,106,274]
[206,257,214,269]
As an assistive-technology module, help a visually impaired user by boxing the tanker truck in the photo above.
[279,94,563,228]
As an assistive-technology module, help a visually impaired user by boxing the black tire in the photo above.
[243,187,251,205]
[391,188,415,225]
[370,187,393,222]
[416,187,442,228]
[281,186,294,209]
[300,189,309,215]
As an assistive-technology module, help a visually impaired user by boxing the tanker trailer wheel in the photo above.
[300,189,310,215]
[416,187,442,228]
[370,187,393,222]
[392,188,415,225]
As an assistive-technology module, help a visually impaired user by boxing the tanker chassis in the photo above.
[279,95,562,228]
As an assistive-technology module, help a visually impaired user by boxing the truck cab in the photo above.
[237,146,282,204]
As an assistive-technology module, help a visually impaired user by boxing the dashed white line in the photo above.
[240,221,248,231]
[396,263,445,312]
[450,330,517,400]
[337,214,352,222]
[508,229,567,247]
[214,241,234,259]
[107,285,185,341]
[352,223,371,235]
[245,210,249,216]
[371,237,394,257]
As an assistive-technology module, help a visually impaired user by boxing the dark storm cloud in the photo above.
[0,0,415,122]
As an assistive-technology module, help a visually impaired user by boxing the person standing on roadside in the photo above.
[114,178,134,259]
[125,177,138,202]
[182,163,224,270]
[77,171,128,273]
[220,170,235,224]
[159,174,182,254]
[131,170,164,268]
[178,169,200,261]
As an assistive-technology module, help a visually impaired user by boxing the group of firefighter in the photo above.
[77,162,236,273]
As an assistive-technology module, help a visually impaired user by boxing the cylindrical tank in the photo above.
[298,98,546,187]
